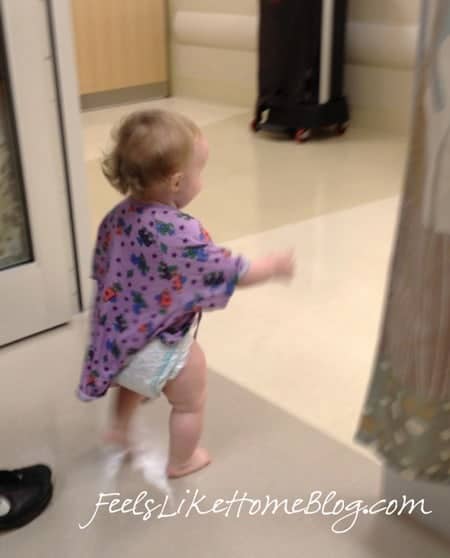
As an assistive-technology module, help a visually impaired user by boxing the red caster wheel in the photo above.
[336,121,349,135]
[250,119,261,132]
[295,128,311,143]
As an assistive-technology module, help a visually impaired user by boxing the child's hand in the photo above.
[238,250,295,287]
[271,251,295,280]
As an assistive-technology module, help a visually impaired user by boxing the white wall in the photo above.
[346,0,420,132]
[169,0,420,133]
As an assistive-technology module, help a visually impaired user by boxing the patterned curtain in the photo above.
[356,0,450,484]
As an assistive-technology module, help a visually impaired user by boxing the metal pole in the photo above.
[319,0,335,105]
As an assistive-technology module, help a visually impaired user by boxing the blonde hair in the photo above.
[102,109,201,196]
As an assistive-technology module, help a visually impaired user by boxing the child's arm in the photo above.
[238,252,295,287]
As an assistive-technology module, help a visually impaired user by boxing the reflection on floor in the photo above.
[3,97,447,554]
[201,196,399,453]
[83,98,406,241]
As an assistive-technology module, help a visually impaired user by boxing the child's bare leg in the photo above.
[104,386,144,447]
[163,341,211,478]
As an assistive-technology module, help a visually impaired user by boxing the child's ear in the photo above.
[170,172,183,192]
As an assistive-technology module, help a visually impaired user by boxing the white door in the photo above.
[0,0,78,345]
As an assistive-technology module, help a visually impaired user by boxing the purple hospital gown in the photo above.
[78,199,247,401]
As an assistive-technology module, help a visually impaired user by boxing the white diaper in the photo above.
[114,332,194,399]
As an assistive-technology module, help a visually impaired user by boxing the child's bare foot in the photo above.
[167,448,211,479]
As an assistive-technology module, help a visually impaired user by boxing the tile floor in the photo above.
[3,371,450,557]
[3,97,449,554]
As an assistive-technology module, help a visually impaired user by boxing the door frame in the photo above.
[0,0,88,345]
[47,0,93,310]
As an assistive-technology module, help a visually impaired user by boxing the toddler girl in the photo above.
[78,109,294,478]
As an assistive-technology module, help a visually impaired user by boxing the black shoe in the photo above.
[0,464,53,531]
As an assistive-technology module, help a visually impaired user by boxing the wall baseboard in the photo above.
[80,82,168,111]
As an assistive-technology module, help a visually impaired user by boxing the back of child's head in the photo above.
[102,109,201,196]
